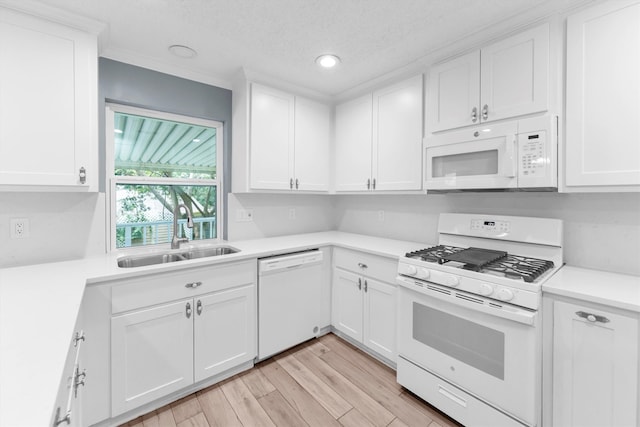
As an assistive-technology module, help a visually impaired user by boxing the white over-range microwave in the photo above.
[425,115,558,192]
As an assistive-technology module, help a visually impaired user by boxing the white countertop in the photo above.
[543,266,640,313]
[2,231,638,427]
[0,231,427,427]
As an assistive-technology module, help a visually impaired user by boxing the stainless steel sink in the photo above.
[117,245,240,268]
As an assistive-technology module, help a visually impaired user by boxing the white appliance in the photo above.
[258,250,324,360]
[425,115,557,192]
[396,213,563,427]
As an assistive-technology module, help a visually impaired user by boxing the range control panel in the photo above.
[470,219,511,234]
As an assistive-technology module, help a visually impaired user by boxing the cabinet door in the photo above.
[250,83,295,190]
[294,97,330,191]
[362,278,396,361]
[331,268,364,341]
[565,1,640,188]
[0,9,96,189]
[335,94,373,192]
[552,300,638,427]
[480,24,548,123]
[373,75,423,191]
[111,299,194,416]
[194,285,256,382]
[426,51,480,132]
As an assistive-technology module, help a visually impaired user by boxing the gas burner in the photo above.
[484,255,554,283]
[405,245,466,263]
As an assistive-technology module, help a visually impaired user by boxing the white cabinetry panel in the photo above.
[250,84,295,190]
[111,299,194,416]
[552,300,638,427]
[0,8,97,190]
[335,94,373,192]
[565,1,640,189]
[427,24,548,132]
[195,285,256,382]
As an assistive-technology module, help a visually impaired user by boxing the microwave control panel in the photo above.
[518,130,548,177]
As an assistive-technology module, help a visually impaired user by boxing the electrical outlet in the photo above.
[235,209,254,222]
[10,218,29,239]
[378,210,385,222]
[289,208,296,220]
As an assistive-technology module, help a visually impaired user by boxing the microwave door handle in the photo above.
[503,136,517,178]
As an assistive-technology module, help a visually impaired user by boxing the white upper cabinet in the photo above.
[427,24,549,133]
[335,74,423,192]
[335,94,374,192]
[293,96,331,191]
[564,1,640,191]
[0,7,98,191]
[247,83,329,192]
[249,84,295,190]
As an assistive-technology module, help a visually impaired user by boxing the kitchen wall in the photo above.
[334,192,640,276]
[0,192,105,268]
[227,193,335,241]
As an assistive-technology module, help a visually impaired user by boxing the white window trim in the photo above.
[105,103,224,252]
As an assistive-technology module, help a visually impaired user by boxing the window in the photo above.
[106,104,223,250]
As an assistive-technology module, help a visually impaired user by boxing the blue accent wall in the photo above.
[98,58,232,237]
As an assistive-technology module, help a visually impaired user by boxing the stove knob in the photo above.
[405,265,418,276]
[478,283,494,296]
[496,288,514,301]
[417,268,431,279]
[444,274,460,287]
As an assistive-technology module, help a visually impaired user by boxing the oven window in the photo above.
[413,302,505,379]
[431,150,498,177]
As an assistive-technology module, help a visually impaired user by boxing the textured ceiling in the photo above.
[31,0,591,96]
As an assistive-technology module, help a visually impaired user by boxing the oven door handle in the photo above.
[397,276,536,326]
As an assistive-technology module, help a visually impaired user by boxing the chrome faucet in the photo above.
[171,203,194,249]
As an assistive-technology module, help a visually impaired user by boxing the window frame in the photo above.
[105,103,224,252]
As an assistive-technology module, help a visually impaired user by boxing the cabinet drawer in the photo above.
[112,260,256,314]
[333,247,398,283]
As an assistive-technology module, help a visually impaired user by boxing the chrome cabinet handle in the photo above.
[364,280,368,292]
[471,107,478,123]
[74,368,86,398]
[79,167,86,184]
[357,263,368,269]
[358,278,362,290]
[366,178,371,190]
[576,311,610,324]
[185,281,202,289]
[186,302,192,318]
[196,299,203,315]
[372,178,376,190]
[295,178,299,189]
[290,178,294,189]
[482,104,489,120]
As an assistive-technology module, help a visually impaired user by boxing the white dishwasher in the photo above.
[258,249,324,360]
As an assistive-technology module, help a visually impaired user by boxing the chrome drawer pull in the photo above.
[357,263,368,269]
[185,281,202,289]
[576,311,610,323]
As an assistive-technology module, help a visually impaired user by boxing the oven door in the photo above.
[425,122,518,191]
[397,276,540,426]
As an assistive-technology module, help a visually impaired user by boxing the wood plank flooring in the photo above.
[122,333,462,427]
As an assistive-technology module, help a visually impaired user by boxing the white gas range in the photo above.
[396,213,563,427]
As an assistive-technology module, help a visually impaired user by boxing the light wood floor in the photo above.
[122,333,462,427]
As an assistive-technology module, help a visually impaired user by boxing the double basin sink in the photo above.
[117,245,239,268]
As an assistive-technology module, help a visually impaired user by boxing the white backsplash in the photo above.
[334,192,640,276]
[1,191,638,276]
[0,192,106,268]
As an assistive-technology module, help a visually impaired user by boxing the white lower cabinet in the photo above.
[109,261,256,418]
[552,299,639,427]
[111,299,194,415]
[332,248,397,362]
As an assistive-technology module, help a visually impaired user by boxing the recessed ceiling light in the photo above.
[168,44,197,59]
[315,54,341,68]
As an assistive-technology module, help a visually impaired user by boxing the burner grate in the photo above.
[405,245,465,263]
[484,255,555,283]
